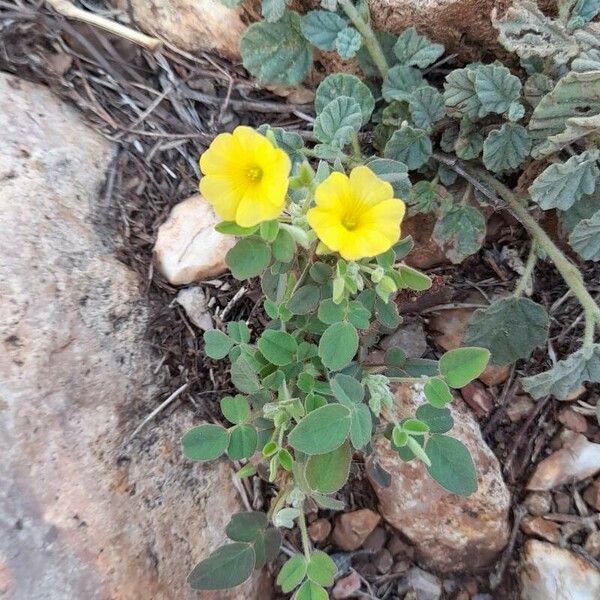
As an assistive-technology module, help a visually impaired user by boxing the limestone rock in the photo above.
[176,286,214,330]
[368,385,510,572]
[519,540,600,600]
[0,73,258,600]
[125,0,247,60]
[527,434,600,491]
[154,194,235,285]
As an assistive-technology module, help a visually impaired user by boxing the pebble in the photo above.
[175,287,213,330]
[460,381,494,418]
[553,491,573,514]
[506,394,535,422]
[380,317,427,357]
[363,526,386,553]
[584,531,600,558]
[523,491,552,516]
[331,509,381,551]
[332,571,361,599]
[308,518,332,543]
[375,548,394,574]
[520,516,561,544]
[583,479,600,511]
[404,567,442,600]
[558,407,588,433]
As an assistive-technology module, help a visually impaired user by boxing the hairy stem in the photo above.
[351,133,363,162]
[513,242,538,297]
[338,0,389,78]
[298,508,311,560]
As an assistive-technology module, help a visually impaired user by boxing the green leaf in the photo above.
[188,543,255,590]
[382,65,425,103]
[231,356,261,393]
[226,511,268,542]
[260,219,280,243]
[309,262,333,284]
[300,9,347,51]
[288,404,351,454]
[288,285,321,315]
[204,330,234,359]
[272,228,296,263]
[464,297,550,365]
[318,322,359,370]
[528,71,600,157]
[315,74,375,126]
[335,26,362,59]
[433,204,486,264]
[357,30,397,77]
[330,373,365,406]
[350,404,372,449]
[425,435,477,497]
[393,26,444,67]
[277,555,307,593]
[305,393,328,412]
[305,441,352,493]
[258,330,298,366]
[384,124,432,170]
[570,209,600,260]
[474,63,522,115]
[397,265,432,291]
[295,580,328,600]
[221,395,251,424]
[529,150,600,211]
[228,425,258,460]
[241,11,313,85]
[522,344,600,399]
[409,86,445,130]
[314,96,362,147]
[560,188,600,232]
[306,550,337,586]
[253,527,282,569]
[227,321,251,343]
[347,300,371,329]
[482,123,531,173]
[312,492,345,511]
[424,378,453,408]
[523,73,554,109]
[215,221,258,236]
[408,180,439,214]
[258,124,305,168]
[402,418,429,435]
[439,347,490,388]
[262,0,286,22]
[455,119,484,160]
[375,296,402,329]
[443,67,482,120]
[416,404,454,433]
[182,424,229,461]
[366,158,412,198]
[226,237,272,280]
[318,298,346,324]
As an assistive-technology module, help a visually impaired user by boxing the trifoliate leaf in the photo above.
[382,65,425,102]
[299,9,347,50]
[335,26,362,59]
[523,73,554,108]
[315,74,375,125]
[464,297,550,365]
[522,344,600,399]
[443,66,484,120]
[393,26,444,68]
[384,123,432,170]
[408,86,445,130]
[313,96,362,147]
[474,63,522,115]
[482,123,531,173]
[241,11,312,85]
[492,1,579,65]
[433,204,486,263]
[455,119,484,160]
[528,71,600,157]
[528,150,600,210]
[569,209,600,260]
[262,0,286,22]
[366,158,412,197]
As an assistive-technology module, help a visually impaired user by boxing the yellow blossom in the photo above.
[307,166,406,261]
[199,126,291,227]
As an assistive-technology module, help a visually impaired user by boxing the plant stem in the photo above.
[298,507,312,560]
[469,166,600,328]
[351,133,363,162]
[513,242,538,297]
[584,309,596,352]
[338,0,389,78]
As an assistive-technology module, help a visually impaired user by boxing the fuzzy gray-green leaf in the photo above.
[569,209,600,260]
[335,26,362,59]
[483,123,531,173]
[529,150,600,210]
[382,65,425,102]
[315,74,375,125]
[384,124,432,170]
[409,86,445,130]
[300,9,347,50]
[443,67,483,120]
[474,64,522,115]
[262,0,286,22]
[314,96,362,147]
[366,158,412,197]
[393,26,444,67]
[433,204,486,263]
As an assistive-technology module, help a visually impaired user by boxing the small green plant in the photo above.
[183,0,600,596]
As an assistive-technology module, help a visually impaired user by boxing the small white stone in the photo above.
[154,195,235,285]
[175,287,213,330]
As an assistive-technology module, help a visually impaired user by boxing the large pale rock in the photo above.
[125,0,247,60]
[519,540,600,600]
[368,385,510,572]
[154,194,236,285]
[0,73,259,600]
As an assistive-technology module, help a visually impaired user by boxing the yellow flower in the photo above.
[199,126,291,227]
[307,166,406,261]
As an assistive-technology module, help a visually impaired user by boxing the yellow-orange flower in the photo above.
[307,166,406,261]
[199,126,291,227]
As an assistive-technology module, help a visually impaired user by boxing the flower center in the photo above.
[246,166,263,183]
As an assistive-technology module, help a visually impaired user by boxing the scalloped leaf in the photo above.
[474,63,522,115]
[382,65,425,102]
[529,150,600,210]
[315,74,375,125]
[366,158,412,197]
[464,297,550,365]
[409,86,445,130]
[393,26,444,68]
[482,123,531,173]
[559,188,600,232]
[300,9,347,51]
[433,204,486,264]
[569,209,600,260]
[455,119,484,160]
[313,96,362,147]
[522,344,600,400]
[443,66,483,120]
[384,123,432,170]
[262,0,286,22]
[335,26,362,59]
[241,11,312,85]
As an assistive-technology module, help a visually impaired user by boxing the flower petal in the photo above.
[349,165,394,207]
[314,172,351,211]
[199,175,241,221]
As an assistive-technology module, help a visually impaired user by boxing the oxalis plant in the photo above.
[181,0,600,596]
